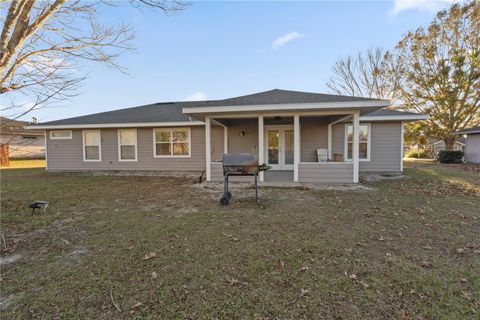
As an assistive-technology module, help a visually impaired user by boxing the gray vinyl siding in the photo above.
[298,163,353,183]
[331,123,345,159]
[331,121,402,173]
[227,119,259,154]
[46,120,403,176]
[465,134,480,163]
[225,118,330,162]
[46,126,224,172]
[300,117,328,162]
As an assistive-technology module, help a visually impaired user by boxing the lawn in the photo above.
[1,164,479,319]
[0,159,46,169]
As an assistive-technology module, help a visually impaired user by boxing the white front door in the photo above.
[265,126,294,170]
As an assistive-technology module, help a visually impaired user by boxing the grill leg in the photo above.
[254,174,258,204]
[224,175,228,196]
[220,174,230,206]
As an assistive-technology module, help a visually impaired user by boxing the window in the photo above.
[154,128,190,157]
[118,129,137,161]
[345,123,370,161]
[50,130,72,139]
[83,130,101,161]
[22,136,38,140]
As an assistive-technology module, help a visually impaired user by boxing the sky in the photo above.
[5,0,455,122]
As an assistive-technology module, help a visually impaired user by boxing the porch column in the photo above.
[294,114,300,182]
[327,124,332,160]
[353,111,360,183]
[258,116,264,182]
[224,126,228,154]
[400,121,404,172]
[205,116,211,181]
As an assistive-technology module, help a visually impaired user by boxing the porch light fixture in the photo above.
[239,131,246,136]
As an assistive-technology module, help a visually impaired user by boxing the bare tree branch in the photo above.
[326,46,401,103]
[0,0,187,122]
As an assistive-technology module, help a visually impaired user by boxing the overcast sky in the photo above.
[7,0,454,122]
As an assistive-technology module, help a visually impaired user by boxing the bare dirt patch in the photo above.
[1,167,479,318]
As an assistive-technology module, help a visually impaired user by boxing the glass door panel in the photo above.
[284,129,294,165]
[267,130,279,165]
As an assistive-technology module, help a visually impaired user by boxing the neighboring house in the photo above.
[27,89,427,183]
[452,125,480,163]
[430,138,465,155]
[0,117,45,159]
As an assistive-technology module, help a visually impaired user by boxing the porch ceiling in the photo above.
[213,114,351,127]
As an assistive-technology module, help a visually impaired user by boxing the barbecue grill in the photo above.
[220,153,270,206]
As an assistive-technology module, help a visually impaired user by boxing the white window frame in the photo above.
[344,123,371,162]
[50,130,72,140]
[153,127,191,158]
[82,130,102,162]
[117,128,138,162]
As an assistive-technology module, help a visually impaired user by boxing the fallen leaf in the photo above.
[456,248,466,254]
[151,271,158,279]
[300,288,310,296]
[460,278,468,283]
[299,266,308,272]
[423,245,432,250]
[228,277,240,286]
[461,291,472,300]
[132,302,143,309]
[420,259,432,268]
[279,260,285,268]
[143,252,156,260]
[349,273,357,280]
[378,236,385,241]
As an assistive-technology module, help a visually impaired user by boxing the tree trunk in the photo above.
[0,144,9,167]
[444,137,456,151]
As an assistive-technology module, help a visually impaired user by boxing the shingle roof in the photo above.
[362,109,422,117]
[36,101,203,126]
[198,89,381,107]
[0,116,44,135]
[452,125,480,135]
[34,89,388,126]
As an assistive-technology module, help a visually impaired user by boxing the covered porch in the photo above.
[204,112,361,184]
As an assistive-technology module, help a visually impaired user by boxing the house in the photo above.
[430,138,465,155]
[452,125,480,163]
[0,117,45,159]
[27,89,427,183]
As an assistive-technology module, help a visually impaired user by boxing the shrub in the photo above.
[438,150,464,163]
[406,150,430,159]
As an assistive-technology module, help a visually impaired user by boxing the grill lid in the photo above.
[222,153,258,167]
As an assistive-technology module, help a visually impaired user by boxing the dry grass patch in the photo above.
[1,166,479,319]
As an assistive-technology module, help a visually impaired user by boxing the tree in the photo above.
[326,47,401,101]
[0,0,187,122]
[393,1,480,150]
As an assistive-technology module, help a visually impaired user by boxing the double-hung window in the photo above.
[345,123,370,161]
[83,130,101,161]
[154,128,190,157]
[118,129,137,161]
